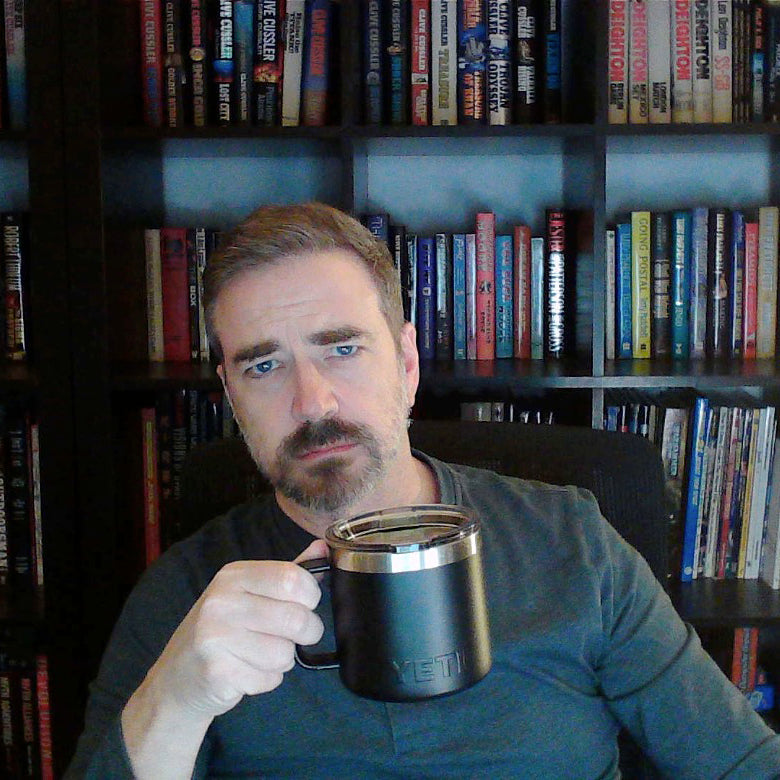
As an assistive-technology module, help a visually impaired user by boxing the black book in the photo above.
[651,211,672,357]
[186,0,212,127]
[514,0,540,122]
[163,0,187,128]
[707,207,730,358]
[384,0,408,125]
[254,0,284,125]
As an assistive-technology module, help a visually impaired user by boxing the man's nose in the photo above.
[291,360,338,422]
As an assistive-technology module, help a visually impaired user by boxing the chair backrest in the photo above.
[178,420,669,585]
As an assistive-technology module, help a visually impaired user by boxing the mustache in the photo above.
[280,418,375,458]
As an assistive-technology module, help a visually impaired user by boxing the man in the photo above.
[67,202,780,778]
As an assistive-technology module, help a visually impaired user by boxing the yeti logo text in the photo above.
[391,650,466,683]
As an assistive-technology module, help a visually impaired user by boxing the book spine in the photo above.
[681,396,709,581]
[163,0,186,128]
[35,655,52,780]
[17,664,34,778]
[628,0,649,123]
[731,0,744,123]
[495,233,513,358]
[752,0,765,121]
[363,212,389,244]
[160,227,191,362]
[196,228,209,361]
[465,233,478,358]
[405,233,418,327]
[3,0,25,129]
[671,210,691,358]
[233,0,254,126]
[0,663,17,775]
[487,0,512,126]
[711,0,732,121]
[605,228,616,360]
[2,213,26,361]
[694,404,718,576]
[707,206,729,357]
[671,0,694,121]
[743,219,759,358]
[431,0,458,125]
[213,0,234,125]
[6,407,31,590]
[434,232,452,359]
[452,233,467,359]
[745,407,775,578]
[608,0,629,123]
[515,0,540,122]
[689,206,709,358]
[141,407,161,566]
[543,0,561,122]
[530,235,545,359]
[704,405,729,577]
[475,212,496,360]
[616,221,633,358]
[385,0,409,124]
[188,0,210,127]
[28,422,41,589]
[766,1,780,122]
[458,0,487,123]
[647,0,671,123]
[144,229,165,361]
[186,229,200,362]
[0,411,7,590]
[411,0,431,126]
[545,209,566,357]
[691,0,712,122]
[718,407,744,578]
[725,406,751,578]
[302,0,331,126]
[255,0,284,125]
[281,0,305,126]
[756,205,779,358]
[729,210,745,356]
[416,236,436,360]
[631,210,651,357]
[363,0,383,124]
[514,225,532,358]
[651,211,672,356]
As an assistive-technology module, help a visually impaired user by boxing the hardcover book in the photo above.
[646,0,671,123]
[729,210,745,357]
[711,0,732,122]
[233,0,254,126]
[255,0,285,125]
[743,219,759,358]
[475,212,496,360]
[513,224,531,358]
[616,221,632,359]
[545,209,566,357]
[671,0,693,122]
[431,0,458,125]
[385,0,409,124]
[486,0,512,126]
[651,211,672,357]
[188,0,211,127]
[363,0,384,124]
[281,0,306,126]
[302,0,333,126]
[515,0,540,123]
[416,236,436,360]
[435,233,453,359]
[707,207,730,358]
[671,210,691,358]
[163,0,186,128]
[410,0,431,125]
[630,210,651,358]
[3,0,25,129]
[628,0,649,123]
[495,233,513,358]
[458,0,487,124]
[452,233,467,359]
[213,0,234,124]
[689,206,709,359]
[756,205,779,358]
[691,0,712,122]
[140,0,164,126]
[607,0,628,123]
[542,0,561,122]
[530,235,544,358]
[160,227,191,362]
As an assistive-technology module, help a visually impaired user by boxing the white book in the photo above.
[608,0,629,123]
[691,0,712,122]
[647,0,671,123]
[671,0,694,121]
[431,0,458,125]
[756,206,779,358]
[629,0,649,123]
[710,0,732,122]
[487,0,512,125]
[144,228,165,362]
[760,434,780,589]
[744,407,776,578]
[281,0,306,127]
[605,228,616,360]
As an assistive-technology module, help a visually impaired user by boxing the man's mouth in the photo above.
[297,440,357,461]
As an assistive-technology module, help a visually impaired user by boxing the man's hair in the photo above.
[203,202,404,364]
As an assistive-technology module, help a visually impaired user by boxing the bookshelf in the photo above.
[54,0,780,766]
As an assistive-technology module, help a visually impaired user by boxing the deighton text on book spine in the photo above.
[628,0,649,123]
[608,0,628,123]
[671,0,693,122]
[691,0,712,122]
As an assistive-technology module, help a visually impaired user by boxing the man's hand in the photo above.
[121,539,327,779]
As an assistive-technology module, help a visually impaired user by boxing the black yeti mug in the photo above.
[295,504,492,702]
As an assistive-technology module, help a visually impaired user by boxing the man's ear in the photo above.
[399,321,420,407]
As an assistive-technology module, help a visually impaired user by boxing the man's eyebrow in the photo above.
[231,340,279,366]
[308,326,370,346]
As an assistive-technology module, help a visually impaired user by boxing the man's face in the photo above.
[214,249,419,517]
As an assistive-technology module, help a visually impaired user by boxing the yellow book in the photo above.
[756,206,779,358]
[631,210,652,358]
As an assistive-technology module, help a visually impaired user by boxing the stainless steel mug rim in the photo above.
[325,504,481,573]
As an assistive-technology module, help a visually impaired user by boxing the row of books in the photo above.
[364,208,579,361]
[605,206,780,361]
[0,1,25,130]
[0,213,29,363]
[0,633,52,779]
[613,395,780,587]
[361,0,565,126]
[139,0,338,128]
[730,626,775,712]
[459,400,554,423]
[608,0,776,124]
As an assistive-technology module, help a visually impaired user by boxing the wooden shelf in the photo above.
[111,362,220,392]
[671,580,780,628]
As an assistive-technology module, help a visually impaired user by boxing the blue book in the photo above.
[385,0,408,124]
[4,0,26,129]
[452,234,467,359]
[604,406,619,431]
[671,210,692,358]
[363,0,384,123]
[495,234,514,358]
[689,207,709,359]
[730,210,746,356]
[363,213,389,245]
[416,237,436,360]
[681,397,710,582]
[233,0,255,125]
[615,222,632,358]
[302,0,333,126]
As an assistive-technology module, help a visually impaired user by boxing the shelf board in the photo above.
[111,362,220,392]
[670,579,780,627]
[603,358,780,389]
[102,125,345,141]
[602,121,780,137]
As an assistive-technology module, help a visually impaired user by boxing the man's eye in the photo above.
[332,345,358,357]
[247,359,278,376]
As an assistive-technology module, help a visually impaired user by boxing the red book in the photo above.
[141,407,161,566]
[160,227,191,362]
[513,225,531,358]
[475,212,496,360]
[743,221,759,359]
[411,0,430,125]
[35,655,53,780]
[139,0,164,127]
[730,627,759,692]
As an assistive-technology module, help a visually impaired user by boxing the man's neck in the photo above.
[276,452,439,538]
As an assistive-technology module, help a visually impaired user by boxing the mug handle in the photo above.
[294,557,340,670]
